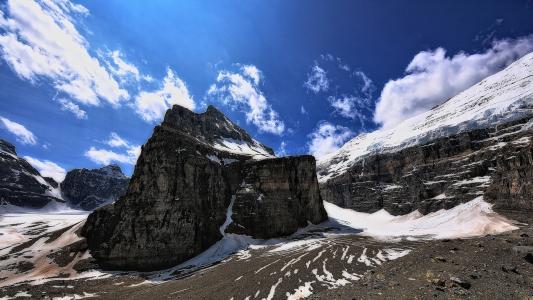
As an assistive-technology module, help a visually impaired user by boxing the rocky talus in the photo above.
[0,139,62,208]
[60,164,129,210]
[81,105,327,271]
[319,116,533,215]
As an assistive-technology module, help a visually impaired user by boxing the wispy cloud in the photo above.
[374,35,533,129]
[134,68,195,122]
[23,156,66,182]
[58,98,87,119]
[85,132,140,165]
[208,64,285,135]
[328,71,375,126]
[304,63,329,93]
[307,121,353,158]
[0,116,37,145]
[276,141,287,157]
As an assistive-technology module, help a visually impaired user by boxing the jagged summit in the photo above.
[162,104,274,158]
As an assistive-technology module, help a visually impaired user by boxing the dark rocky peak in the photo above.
[0,138,63,208]
[162,104,274,156]
[97,164,127,178]
[61,164,129,210]
[0,139,17,156]
[82,105,327,271]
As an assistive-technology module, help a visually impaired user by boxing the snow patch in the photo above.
[324,196,517,240]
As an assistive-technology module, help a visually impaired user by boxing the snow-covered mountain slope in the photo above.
[318,52,533,182]
[0,139,64,208]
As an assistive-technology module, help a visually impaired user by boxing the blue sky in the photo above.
[1,0,532,181]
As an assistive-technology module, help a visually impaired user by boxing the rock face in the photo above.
[60,165,129,210]
[319,117,533,215]
[82,105,327,271]
[0,139,63,208]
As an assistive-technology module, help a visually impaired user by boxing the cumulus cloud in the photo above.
[208,65,285,135]
[304,63,329,93]
[374,35,533,129]
[23,156,66,182]
[58,98,87,119]
[135,68,195,122]
[0,116,37,145]
[308,121,354,158]
[0,0,129,106]
[85,132,140,165]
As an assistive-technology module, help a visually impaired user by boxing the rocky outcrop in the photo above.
[81,105,327,271]
[0,139,63,208]
[319,117,533,215]
[60,165,129,210]
[228,156,326,238]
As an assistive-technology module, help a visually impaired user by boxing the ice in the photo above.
[318,52,533,182]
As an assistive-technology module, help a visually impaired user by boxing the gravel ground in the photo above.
[1,212,531,300]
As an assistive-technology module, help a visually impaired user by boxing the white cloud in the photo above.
[58,98,87,119]
[85,147,134,165]
[308,121,354,158]
[0,0,129,106]
[23,156,66,182]
[0,116,37,145]
[276,141,287,157]
[135,68,195,122]
[329,95,365,120]
[374,35,533,129]
[300,105,307,114]
[85,132,140,165]
[304,63,329,93]
[106,132,129,148]
[208,65,285,135]
[328,71,375,126]
[108,50,140,79]
[242,64,261,85]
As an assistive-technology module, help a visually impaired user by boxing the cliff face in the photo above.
[319,117,533,215]
[0,139,62,208]
[228,156,327,238]
[60,165,129,210]
[82,105,327,271]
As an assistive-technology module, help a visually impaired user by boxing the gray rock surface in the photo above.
[60,165,129,210]
[0,139,62,208]
[319,116,533,215]
[82,105,327,271]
